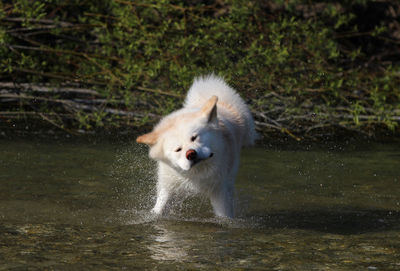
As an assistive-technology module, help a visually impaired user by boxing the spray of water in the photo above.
[107,141,258,228]
[108,141,158,224]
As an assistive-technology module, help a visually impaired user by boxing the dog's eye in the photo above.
[191,135,197,142]
[175,147,182,152]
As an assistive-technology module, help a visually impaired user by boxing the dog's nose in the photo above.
[186,149,197,161]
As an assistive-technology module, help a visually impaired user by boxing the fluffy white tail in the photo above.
[184,74,256,146]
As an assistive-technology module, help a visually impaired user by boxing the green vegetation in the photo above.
[1,0,399,140]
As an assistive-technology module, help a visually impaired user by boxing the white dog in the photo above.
[136,75,256,218]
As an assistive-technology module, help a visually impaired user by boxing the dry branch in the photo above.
[1,17,73,27]
[0,92,160,119]
[0,82,101,96]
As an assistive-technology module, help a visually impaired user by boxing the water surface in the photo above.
[0,138,399,270]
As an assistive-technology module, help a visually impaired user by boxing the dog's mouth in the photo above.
[191,152,214,168]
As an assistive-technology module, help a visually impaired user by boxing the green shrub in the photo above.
[1,0,399,139]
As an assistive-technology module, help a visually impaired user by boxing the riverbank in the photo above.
[2,118,400,150]
[1,1,399,140]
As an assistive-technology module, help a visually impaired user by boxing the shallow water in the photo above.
[0,138,399,270]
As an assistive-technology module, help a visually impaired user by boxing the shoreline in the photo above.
[1,118,399,147]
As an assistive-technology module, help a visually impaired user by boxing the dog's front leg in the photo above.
[210,185,234,218]
[151,183,170,215]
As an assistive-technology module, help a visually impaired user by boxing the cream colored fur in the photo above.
[137,75,256,218]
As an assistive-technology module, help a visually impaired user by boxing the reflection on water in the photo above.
[0,138,399,269]
[149,224,188,261]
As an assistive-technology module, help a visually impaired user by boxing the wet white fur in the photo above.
[147,75,256,218]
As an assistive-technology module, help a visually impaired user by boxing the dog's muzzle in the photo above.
[186,149,214,168]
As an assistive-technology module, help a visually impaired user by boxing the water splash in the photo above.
[108,141,157,224]
[107,142,262,228]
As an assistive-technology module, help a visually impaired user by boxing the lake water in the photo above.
[0,137,399,270]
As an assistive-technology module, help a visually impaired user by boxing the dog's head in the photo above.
[137,96,222,172]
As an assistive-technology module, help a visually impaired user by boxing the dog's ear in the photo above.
[137,131,164,159]
[136,131,158,145]
[201,95,218,123]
